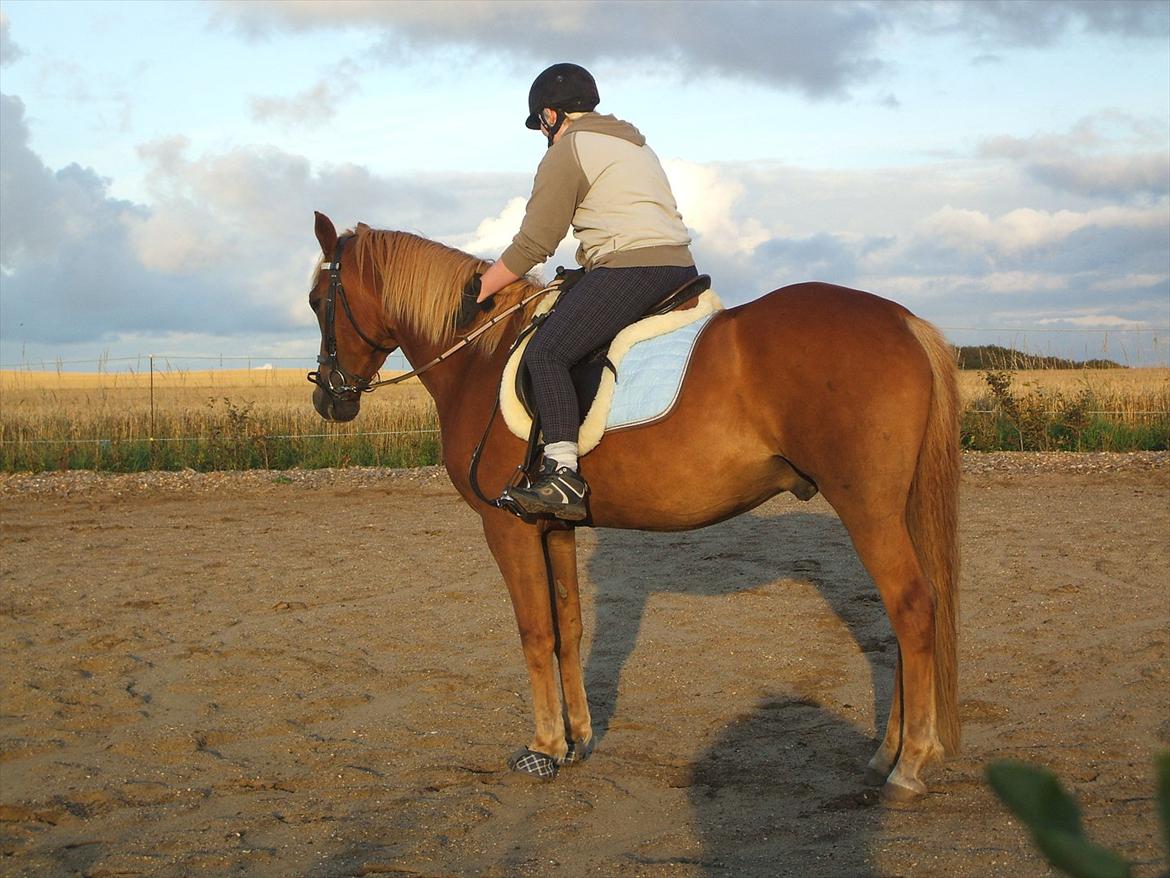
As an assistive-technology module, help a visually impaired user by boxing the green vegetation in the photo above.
[986,754,1170,878]
[962,370,1168,452]
[0,384,443,473]
[1,365,1167,472]
[956,345,1122,370]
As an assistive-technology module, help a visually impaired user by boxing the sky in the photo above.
[0,0,1168,370]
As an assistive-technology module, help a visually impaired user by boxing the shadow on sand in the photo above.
[583,509,894,745]
[583,508,894,876]
[688,694,885,876]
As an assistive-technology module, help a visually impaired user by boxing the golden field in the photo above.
[0,368,439,470]
[4,365,1167,419]
[0,367,431,429]
[0,365,1167,469]
[957,367,1170,412]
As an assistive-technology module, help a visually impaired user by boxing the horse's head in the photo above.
[307,212,398,422]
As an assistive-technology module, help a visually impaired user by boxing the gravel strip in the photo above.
[1,453,1165,498]
[0,465,453,498]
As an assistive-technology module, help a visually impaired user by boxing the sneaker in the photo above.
[508,458,590,521]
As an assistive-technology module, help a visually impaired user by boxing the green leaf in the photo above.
[987,760,1084,836]
[1035,829,1131,878]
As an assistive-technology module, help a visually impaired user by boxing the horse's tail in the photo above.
[904,315,962,755]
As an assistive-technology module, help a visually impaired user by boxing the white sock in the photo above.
[544,441,579,471]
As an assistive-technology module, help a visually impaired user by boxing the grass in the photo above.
[959,368,1169,452]
[0,368,441,472]
[1,366,1167,472]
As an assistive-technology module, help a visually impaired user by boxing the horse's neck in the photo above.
[397,322,514,433]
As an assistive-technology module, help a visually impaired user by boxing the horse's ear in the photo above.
[314,211,338,256]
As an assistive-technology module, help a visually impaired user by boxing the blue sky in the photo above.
[1,0,1168,369]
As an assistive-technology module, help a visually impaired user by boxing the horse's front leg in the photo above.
[482,513,568,777]
[544,527,593,761]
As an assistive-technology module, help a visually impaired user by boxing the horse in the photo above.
[306,211,961,801]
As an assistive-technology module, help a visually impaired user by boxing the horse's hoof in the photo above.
[880,777,926,804]
[864,764,890,786]
[507,747,558,780]
[561,738,594,766]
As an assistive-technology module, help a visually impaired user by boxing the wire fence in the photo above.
[1,332,1167,468]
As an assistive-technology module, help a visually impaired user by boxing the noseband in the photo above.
[307,236,396,399]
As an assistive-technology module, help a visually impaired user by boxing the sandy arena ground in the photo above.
[1,453,1167,878]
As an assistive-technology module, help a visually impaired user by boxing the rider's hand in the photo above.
[456,275,494,329]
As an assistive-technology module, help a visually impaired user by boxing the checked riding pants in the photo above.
[524,264,699,445]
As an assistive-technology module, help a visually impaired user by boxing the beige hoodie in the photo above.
[500,114,694,275]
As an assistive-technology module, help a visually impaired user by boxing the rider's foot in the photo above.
[509,458,589,521]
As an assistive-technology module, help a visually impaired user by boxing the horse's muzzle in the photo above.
[312,385,360,422]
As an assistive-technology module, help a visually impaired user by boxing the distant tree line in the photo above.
[954,345,1122,370]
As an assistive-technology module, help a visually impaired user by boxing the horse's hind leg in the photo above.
[544,528,593,758]
[865,649,903,784]
[834,501,943,799]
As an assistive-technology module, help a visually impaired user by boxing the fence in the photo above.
[0,353,441,471]
[1,331,1168,470]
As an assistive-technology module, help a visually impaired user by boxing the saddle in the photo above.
[513,270,713,421]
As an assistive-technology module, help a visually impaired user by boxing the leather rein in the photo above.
[307,236,551,399]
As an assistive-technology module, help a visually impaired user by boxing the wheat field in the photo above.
[0,368,439,471]
[1,365,1167,470]
[957,367,1170,411]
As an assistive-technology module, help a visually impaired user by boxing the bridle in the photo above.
[307,235,396,398]
[307,235,554,401]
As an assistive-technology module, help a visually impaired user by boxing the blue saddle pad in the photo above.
[606,311,717,429]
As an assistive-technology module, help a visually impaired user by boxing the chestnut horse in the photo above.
[306,212,960,800]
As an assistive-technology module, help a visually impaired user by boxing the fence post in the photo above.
[149,354,155,444]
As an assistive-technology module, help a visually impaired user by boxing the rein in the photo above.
[307,236,553,397]
[356,287,551,390]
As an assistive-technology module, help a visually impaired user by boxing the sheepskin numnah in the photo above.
[499,290,723,455]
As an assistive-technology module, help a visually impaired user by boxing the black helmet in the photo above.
[525,63,599,130]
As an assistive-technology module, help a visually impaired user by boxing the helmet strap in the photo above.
[545,109,566,149]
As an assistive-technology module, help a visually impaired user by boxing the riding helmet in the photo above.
[525,63,600,129]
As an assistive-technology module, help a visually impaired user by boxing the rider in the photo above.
[459,62,697,521]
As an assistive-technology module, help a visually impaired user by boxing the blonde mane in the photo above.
[348,225,544,353]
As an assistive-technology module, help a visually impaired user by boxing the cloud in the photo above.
[1035,311,1151,329]
[0,95,281,345]
[911,204,1166,258]
[248,60,362,128]
[217,1,889,98]
[250,81,342,127]
[979,115,1170,200]
[1,97,535,347]
[0,12,22,68]
[453,196,528,257]
[214,0,1169,102]
[663,160,771,255]
[946,0,1170,46]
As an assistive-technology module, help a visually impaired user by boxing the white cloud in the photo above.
[453,196,528,257]
[664,160,771,255]
[0,12,22,68]
[979,115,1170,199]
[1036,313,1151,329]
[214,0,1169,103]
[248,60,362,128]
[910,204,1167,258]
[1090,273,1170,293]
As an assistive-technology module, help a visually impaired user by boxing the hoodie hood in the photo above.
[567,113,646,147]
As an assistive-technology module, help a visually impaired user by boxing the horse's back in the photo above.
[586,281,941,526]
[701,281,939,481]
